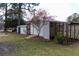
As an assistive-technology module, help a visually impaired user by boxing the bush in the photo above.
[56,32,64,44]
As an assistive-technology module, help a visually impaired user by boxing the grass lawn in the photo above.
[0,32,79,56]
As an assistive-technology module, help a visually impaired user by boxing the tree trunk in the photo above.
[4,3,7,31]
[18,3,22,34]
[38,31,40,36]
[37,28,41,37]
[18,3,21,26]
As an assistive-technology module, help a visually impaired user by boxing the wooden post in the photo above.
[63,23,64,37]
[54,22,56,35]
[70,24,71,38]
[69,24,71,42]
[66,23,68,44]
[74,24,75,40]
[59,22,60,33]
[62,23,64,34]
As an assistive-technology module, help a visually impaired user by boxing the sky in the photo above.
[25,2,79,22]
[31,0,79,21]
[0,0,79,21]
[35,3,79,21]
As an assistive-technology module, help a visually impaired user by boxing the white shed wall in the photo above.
[31,22,50,40]
[17,25,27,34]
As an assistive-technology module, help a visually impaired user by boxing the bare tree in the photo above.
[31,9,53,36]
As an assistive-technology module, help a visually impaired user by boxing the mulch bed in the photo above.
[31,36,50,41]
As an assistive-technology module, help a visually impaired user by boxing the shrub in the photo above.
[56,32,64,44]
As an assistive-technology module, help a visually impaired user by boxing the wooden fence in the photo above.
[51,22,79,41]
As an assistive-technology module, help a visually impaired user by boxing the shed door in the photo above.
[27,24,30,35]
[18,27,20,34]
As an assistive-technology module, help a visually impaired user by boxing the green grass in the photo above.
[0,32,79,56]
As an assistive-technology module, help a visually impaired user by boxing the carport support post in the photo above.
[55,22,57,35]
[66,23,68,44]
[70,24,71,39]
[63,23,64,37]
[70,24,71,42]
[74,24,75,40]
[59,22,60,33]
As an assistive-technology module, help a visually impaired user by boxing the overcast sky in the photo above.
[25,2,79,22]
[36,3,79,21]
[28,0,79,21]
[0,0,79,21]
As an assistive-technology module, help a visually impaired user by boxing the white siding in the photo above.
[20,27,27,34]
[17,25,27,34]
[31,22,50,40]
